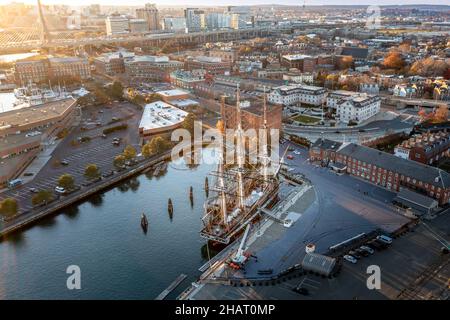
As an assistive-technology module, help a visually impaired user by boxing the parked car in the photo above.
[348,250,361,259]
[102,134,107,139]
[60,160,69,166]
[24,172,34,177]
[55,186,66,194]
[355,248,369,257]
[367,240,387,250]
[377,235,393,244]
[343,255,357,264]
[288,147,294,151]
[102,171,114,178]
[287,155,294,160]
[293,287,309,295]
[360,246,374,254]
[29,187,38,193]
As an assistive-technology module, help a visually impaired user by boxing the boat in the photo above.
[12,82,71,107]
[200,88,281,245]
[141,213,148,231]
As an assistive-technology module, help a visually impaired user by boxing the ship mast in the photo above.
[219,96,229,229]
[261,87,270,184]
[235,85,245,210]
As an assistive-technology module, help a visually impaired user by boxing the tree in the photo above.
[182,113,196,135]
[122,145,137,160]
[382,51,405,70]
[0,198,18,217]
[110,81,123,100]
[84,164,100,180]
[409,57,449,77]
[58,174,75,190]
[32,190,53,206]
[113,154,126,168]
[433,105,448,123]
[142,136,171,158]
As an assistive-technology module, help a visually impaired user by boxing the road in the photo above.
[284,116,415,143]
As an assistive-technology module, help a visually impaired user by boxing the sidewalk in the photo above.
[16,139,62,187]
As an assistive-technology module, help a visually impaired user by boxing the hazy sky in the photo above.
[0,0,448,6]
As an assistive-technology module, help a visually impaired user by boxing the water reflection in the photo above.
[63,206,80,219]
[88,194,104,207]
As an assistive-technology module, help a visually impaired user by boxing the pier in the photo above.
[155,274,187,300]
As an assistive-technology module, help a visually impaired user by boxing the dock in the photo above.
[155,274,187,300]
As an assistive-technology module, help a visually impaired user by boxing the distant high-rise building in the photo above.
[89,4,101,16]
[129,19,148,33]
[227,6,252,29]
[136,3,159,31]
[184,8,204,33]
[105,14,129,35]
[163,17,187,32]
[206,13,219,30]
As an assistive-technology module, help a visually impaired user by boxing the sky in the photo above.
[0,0,448,6]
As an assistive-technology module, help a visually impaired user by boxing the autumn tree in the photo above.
[122,145,137,160]
[433,105,448,123]
[32,190,53,206]
[0,198,18,218]
[142,136,171,158]
[58,174,75,190]
[409,57,449,77]
[182,113,197,135]
[382,51,405,70]
[84,164,100,180]
[113,154,126,168]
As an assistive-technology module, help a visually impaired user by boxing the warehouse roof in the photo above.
[301,253,336,277]
[338,143,450,189]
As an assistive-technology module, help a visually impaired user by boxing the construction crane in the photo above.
[228,224,252,269]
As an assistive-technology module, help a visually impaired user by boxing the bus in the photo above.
[8,179,23,189]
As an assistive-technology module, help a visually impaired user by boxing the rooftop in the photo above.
[138,101,188,132]
[338,143,450,189]
[0,98,76,131]
[282,54,312,61]
[156,89,189,97]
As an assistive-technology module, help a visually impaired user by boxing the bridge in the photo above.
[0,22,366,52]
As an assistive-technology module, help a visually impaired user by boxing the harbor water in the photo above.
[0,149,218,299]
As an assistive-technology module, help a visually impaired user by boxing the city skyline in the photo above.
[0,0,448,304]
[0,0,449,7]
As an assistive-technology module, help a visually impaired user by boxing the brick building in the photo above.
[394,131,450,165]
[14,59,49,84]
[14,57,91,84]
[221,101,282,132]
[184,56,232,75]
[309,138,343,163]
[49,57,91,81]
[310,141,450,205]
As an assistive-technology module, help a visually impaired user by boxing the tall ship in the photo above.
[13,82,70,107]
[200,89,281,245]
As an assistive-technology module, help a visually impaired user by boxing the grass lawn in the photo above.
[292,114,321,124]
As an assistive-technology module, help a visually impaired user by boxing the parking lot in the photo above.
[192,212,449,300]
[0,101,142,215]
